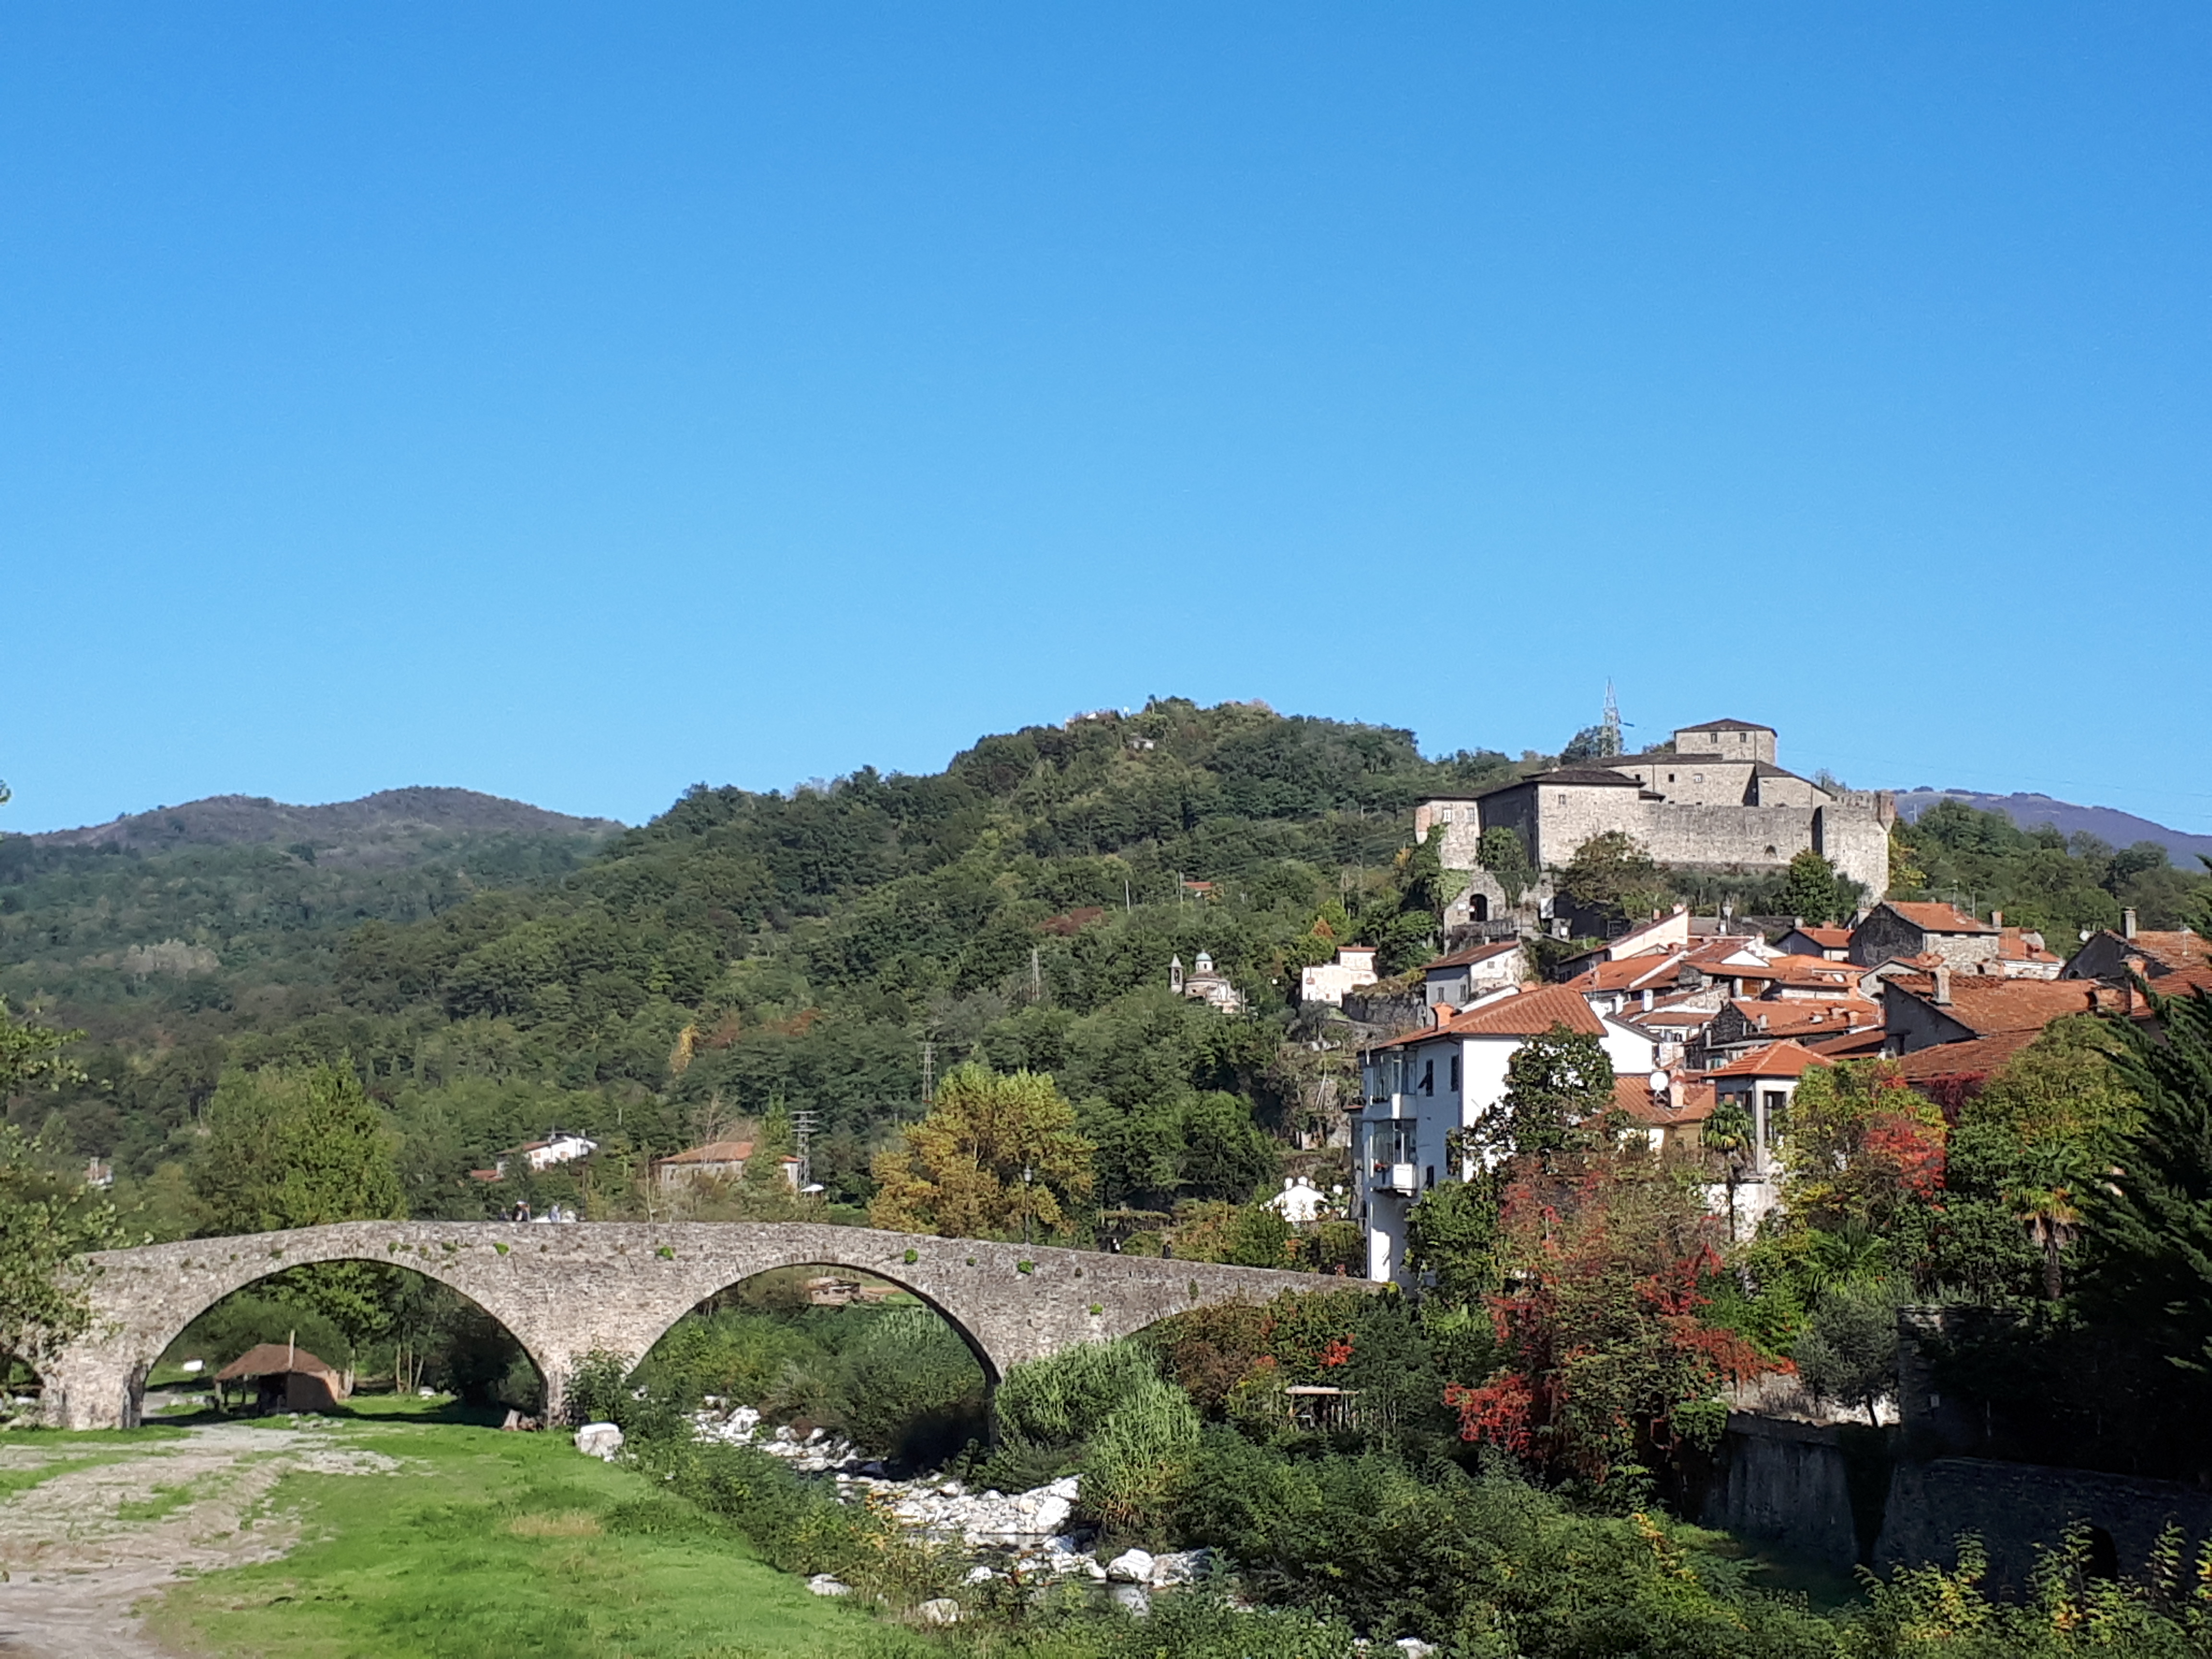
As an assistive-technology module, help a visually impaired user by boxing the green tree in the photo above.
[1780,849,1843,926]
[1554,831,1670,926]
[1703,1098,1756,1241]
[1792,1276,1907,1426]
[0,1124,118,1393]
[189,1063,406,1355]
[1478,1025,1620,1168]
[0,998,84,1099]
[191,1063,405,1234]
[1406,1174,1501,1304]
[868,1063,1095,1239]
[1477,826,1534,908]
[2081,986,2212,1370]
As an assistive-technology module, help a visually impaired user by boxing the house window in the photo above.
[1425,1165,1436,1190]
[1420,1059,1434,1096]
[1450,1054,1461,1091]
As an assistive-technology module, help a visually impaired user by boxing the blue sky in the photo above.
[5,4,2209,834]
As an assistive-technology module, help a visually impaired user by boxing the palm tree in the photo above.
[1704,1100,1756,1240]
[2010,1182,2082,1301]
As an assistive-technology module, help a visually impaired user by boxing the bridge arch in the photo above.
[48,1220,1342,1429]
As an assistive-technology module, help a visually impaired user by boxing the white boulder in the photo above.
[1105,1548,1156,1583]
[573,1423,624,1460]
[806,1575,852,1597]
[916,1598,962,1626]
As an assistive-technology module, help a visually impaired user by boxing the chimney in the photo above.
[1641,987,1654,1013]
[1990,909,2002,929]
[2124,907,2139,940]
[1932,965,1952,1006]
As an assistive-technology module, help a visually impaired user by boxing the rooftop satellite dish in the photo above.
[1648,1069,1670,1096]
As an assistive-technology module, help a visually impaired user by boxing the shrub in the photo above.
[825,1304,986,1465]
[996,1340,1162,1449]
[1082,1375,1200,1538]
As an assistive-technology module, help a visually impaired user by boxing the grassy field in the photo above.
[143,1399,926,1659]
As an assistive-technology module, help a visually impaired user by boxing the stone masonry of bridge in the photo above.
[43,1221,1347,1430]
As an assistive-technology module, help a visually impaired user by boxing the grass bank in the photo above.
[146,1400,921,1659]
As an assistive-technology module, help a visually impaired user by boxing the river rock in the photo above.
[1105,1548,1155,1583]
[916,1598,962,1626]
[1148,1548,1212,1586]
[573,1422,625,1460]
[806,1575,852,1597]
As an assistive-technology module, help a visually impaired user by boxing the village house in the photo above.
[1694,995,1882,1069]
[652,1138,754,1188]
[1847,901,2000,972]
[1882,968,2126,1058]
[1612,1071,1716,1158]
[1778,923,1853,961]
[2063,911,2211,984]
[478,1130,599,1181]
[1300,944,1380,1007]
[1352,985,1657,1284]
[1419,941,1525,1008]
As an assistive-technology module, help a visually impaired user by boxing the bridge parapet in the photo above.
[45,1220,1357,1429]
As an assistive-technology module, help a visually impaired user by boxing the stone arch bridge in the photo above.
[44,1221,1343,1429]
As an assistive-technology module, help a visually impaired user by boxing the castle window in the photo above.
[1668,773,1676,783]
[1692,773,1704,783]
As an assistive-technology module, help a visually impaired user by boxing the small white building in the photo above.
[497,1131,599,1176]
[1264,1175,1334,1226]
[1300,945,1380,1007]
[1172,951,1247,1013]
[1352,986,1658,1286]
[1419,941,1525,1009]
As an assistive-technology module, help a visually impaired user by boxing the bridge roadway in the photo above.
[44,1220,1345,1429]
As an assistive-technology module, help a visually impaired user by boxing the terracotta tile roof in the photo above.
[1363,986,1609,1050]
[1880,902,1996,936]
[1787,927,1853,950]
[1421,941,1522,970]
[1637,1003,1721,1028]
[658,1139,755,1166]
[2129,931,2212,971]
[1892,1029,2046,1083]
[1710,1039,1836,1080]
[1998,927,2060,964]
[1890,975,2120,1034]
[1763,955,1869,988]
[1613,1074,1716,1126]
[1803,1029,1890,1058]
[1677,718,1775,733]
[1723,998,1882,1038]
[1443,984,1608,1038]
[1570,953,1687,993]
[1683,938,1778,970]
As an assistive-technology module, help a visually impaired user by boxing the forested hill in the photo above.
[0,787,621,1058]
[27,700,1514,1213]
[19,786,621,862]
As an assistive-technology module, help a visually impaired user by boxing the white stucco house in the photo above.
[1300,945,1380,1007]
[1350,985,1659,1286]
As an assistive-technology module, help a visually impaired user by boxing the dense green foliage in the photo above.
[1892,799,2208,938]
[13,701,1518,1234]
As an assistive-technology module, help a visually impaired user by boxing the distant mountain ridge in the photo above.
[1895,789,2212,867]
[13,787,623,866]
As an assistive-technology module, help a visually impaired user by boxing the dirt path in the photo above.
[0,1422,399,1659]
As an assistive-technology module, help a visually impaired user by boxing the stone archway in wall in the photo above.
[50,1220,1339,1429]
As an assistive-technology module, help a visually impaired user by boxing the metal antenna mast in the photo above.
[790,1107,819,1192]
[1601,682,1624,757]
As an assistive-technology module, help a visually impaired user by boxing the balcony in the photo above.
[1370,1162,1420,1194]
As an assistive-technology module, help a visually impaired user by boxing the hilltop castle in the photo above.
[1417,719,1894,925]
